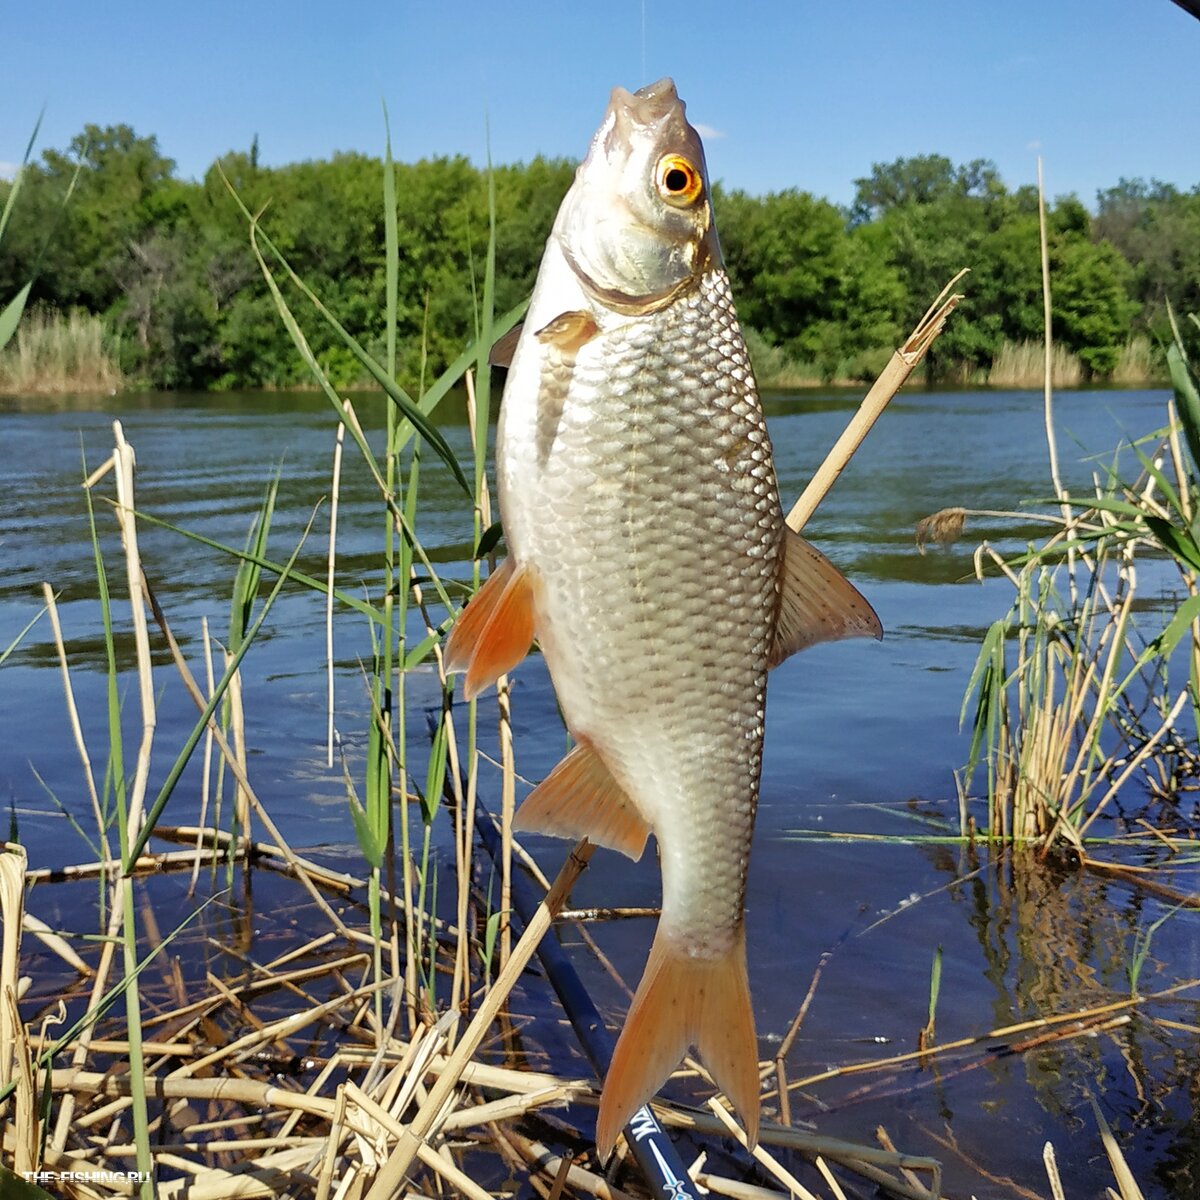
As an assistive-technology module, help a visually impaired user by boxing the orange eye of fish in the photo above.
[656,155,703,206]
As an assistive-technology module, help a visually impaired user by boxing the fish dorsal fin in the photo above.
[535,310,599,356]
[488,323,524,368]
[513,738,650,861]
[443,557,537,700]
[770,528,883,669]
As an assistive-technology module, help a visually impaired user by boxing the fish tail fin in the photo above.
[595,925,759,1160]
[443,557,536,701]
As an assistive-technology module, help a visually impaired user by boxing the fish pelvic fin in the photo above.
[513,738,650,861]
[443,557,536,701]
[595,925,759,1161]
[769,526,883,669]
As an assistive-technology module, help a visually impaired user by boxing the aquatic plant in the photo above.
[957,167,1200,850]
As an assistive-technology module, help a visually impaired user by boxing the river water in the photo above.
[2,386,1198,1197]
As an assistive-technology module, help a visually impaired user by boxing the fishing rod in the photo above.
[472,797,705,1200]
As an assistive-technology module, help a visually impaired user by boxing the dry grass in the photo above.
[0,308,123,394]
[988,339,1083,388]
[1112,335,1166,385]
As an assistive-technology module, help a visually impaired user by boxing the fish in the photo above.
[445,77,881,1159]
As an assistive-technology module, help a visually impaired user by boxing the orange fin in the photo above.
[595,926,759,1160]
[535,310,599,356]
[444,558,536,700]
[513,739,650,861]
[769,527,883,669]
[489,322,523,368]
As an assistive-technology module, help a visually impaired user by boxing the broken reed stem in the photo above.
[362,839,594,1199]
[503,1129,639,1200]
[787,270,966,533]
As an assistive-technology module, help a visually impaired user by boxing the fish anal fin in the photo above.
[535,310,599,356]
[595,926,759,1160]
[770,527,883,669]
[513,739,650,861]
[444,558,536,700]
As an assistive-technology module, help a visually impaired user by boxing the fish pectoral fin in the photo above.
[770,527,883,669]
[488,322,523,368]
[595,925,759,1161]
[535,310,599,356]
[513,739,650,861]
[443,557,536,701]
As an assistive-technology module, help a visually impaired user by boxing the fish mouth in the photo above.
[607,77,683,128]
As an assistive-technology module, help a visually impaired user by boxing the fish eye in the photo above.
[655,154,703,207]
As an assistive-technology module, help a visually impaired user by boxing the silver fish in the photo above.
[446,77,880,1157]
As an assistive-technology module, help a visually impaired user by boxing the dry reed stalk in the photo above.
[313,1083,347,1200]
[1044,1142,1066,1200]
[0,1131,139,1197]
[107,1136,325,1156]
[42,583,109,863]
[0,848,27,1100]
[1,851,39,1179]
[814,1158,850,1200]
[361,840,594,1198]
[780,980,1198,1095]
[24,847,234,883]
[110,422,154,843]
[706,1096,820,1200]
[49,1069,339,1118]
[655,1106,939,1199]
[691,1173,792,1200]
[774,948,831,1126]
[226,648,250,863]
[502,1129,640,1200]
[787,270,965,533]
[876,1126,930,1198]
[341,1080,497,1200]
[438,1085,581,1132]
[166,977,390,1081]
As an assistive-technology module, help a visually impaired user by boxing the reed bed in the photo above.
[1112,334,1166,385]
[0,308,123,395]
[987,338,1083,389]
[919,168,1200,857]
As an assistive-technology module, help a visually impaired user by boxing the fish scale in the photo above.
[503,270,779,954]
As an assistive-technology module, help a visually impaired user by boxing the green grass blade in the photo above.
[1168,340,1200,478]
[0,107,43,246]
[0,282,32,352]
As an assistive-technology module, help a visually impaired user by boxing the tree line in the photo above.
[1,123,1197,391]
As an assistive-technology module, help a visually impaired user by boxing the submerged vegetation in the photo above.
[0,126,1193,391]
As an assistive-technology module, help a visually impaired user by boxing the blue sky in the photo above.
[2,1,1199,208]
